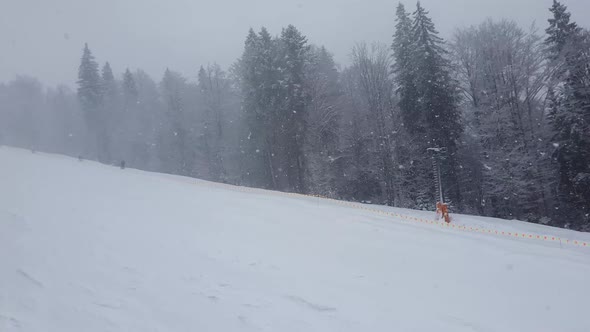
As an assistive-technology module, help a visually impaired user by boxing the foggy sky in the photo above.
[2,0,589,87]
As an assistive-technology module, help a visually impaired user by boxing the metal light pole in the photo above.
[427,147,451,223]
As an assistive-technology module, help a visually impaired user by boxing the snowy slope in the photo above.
[1,146,590,332]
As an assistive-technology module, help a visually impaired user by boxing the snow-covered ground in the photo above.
[1,146,590,332]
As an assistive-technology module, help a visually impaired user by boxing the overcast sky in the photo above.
[1,0,589,87]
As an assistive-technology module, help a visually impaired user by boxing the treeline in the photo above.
[1,1,588,230]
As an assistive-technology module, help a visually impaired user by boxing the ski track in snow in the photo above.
[1,147,590,332]
[0,314,22,331]
[284,295,337,313]
[15,269,43,289]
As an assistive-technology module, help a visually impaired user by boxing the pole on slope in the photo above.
[428,147,451,223]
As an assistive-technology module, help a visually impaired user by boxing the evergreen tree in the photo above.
[101,62,119,118]
[392,3,420,134]
[121,68,148,167]
[122,68,138,108]
[238,28,275,188]
[258,27,285,189]
[278,25,309,192]
[412,2,462,151]
[392,3,426,207]
[237,25,312,193]
[545,0,581,61]
[100,61,119,162]
[545,1,590,229]
[304,46,343,197]
[77,44,102,112]
[101,62,116,93]
[134,69,162,170]
[160,68,192,175]
[77,43,108,162]
[411,2,463,208]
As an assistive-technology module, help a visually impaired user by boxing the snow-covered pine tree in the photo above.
[101,62,117,96]
[237,28,275,189]
[78,44,102,114]
[412,2,463,209]
[545,0,581,62]
[77,43,108,162]
[122,68,138,109]
[278,25,309,193]
[121,68,150,168]
[392,2,426,208]
[304,45,343,198]
[100,62,119,163]
[392,3,419,135]
[545,1,590,229]
[134,69,162,171]
[159,68,192,176]
[391,2,463,210]
[257,27,285,189]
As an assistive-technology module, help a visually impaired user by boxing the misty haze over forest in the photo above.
[1,0,589,231]
[2,0,590,86]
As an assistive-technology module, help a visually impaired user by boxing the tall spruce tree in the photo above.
[77,43,107,162]
[238,28,275,188]
[412,2,462,152]
[101,62,119,118]
[160,68,191,175]
[279,25,309,192]
[545,0,581,61]
[403,2,463,208]
[122,68,138,108]
[77,44,102,113]
[122,68,147,167]
[392,3,419,134]
[545,1,590,229]
[304,46,343,197]
[101,62,116,95]
[258,27,285,190]
[100,61,119,162]
[134,69,162,170]
[392,3,426,207]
